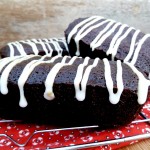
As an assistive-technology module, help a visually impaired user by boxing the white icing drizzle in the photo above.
[125,62,150,104]
[8,43,15,57]
[0,54,149,107]
[74,18,112,56]
[106,24,128,57]
[0,55,36,95]
[67,16,103,44]
[90,21,115,49]
[30,39,49,54]
[10,42,27,56]
[74,57,99,101]
[74,57,90,101]
[41,38,63,55]
[0,56,22,73]
[111,27,135,60]
[48,39,63,55]
[18,55,60,108]
[0,56,23,90]
[68,16,150,88]
[124,30,140,62]
[20,40,40,55]
[103,58,124,104]
[109,27,135,60]
[130,34,150,65]
[69,16,150,66]
[46,38,68,54]
[15,41,27,56]
[91,22,121,51]
[60,38,69,52]
[44,56,77,100]
[45,43,53,56]
[7,37,68,57]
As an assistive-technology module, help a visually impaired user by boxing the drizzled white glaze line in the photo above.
[90,20,115,49]
[42,38,62,55]
[30,39,49,54]
[33,39,49,54]
[124,30,140,62]
[110,27,135,60]
[0,56,22,73]
[125,62,150,104]
[42,37,63,53]
[60,39,69,52]
[67,16,103,44]
[69,17,150,68]
[55,38,69,52]
[74,19,112,56]
[91,22,121,51]
[130,34,150,65]
[57,37,69,50]
[11,42,27,56]
[106,24,128,57]
[46,38,65,42]
[8,43,15,57]
[75,58,99,101]
[74,57,90,101]
[25,38,54,55]
[0,55,36,95]
[15,41,26,55]
[44,56,77,100]
[0,56,23,90]
[25,38,63,43]
[20,40,39,55]
[18,55,61,108]
[45,43,53,56]
[49,39,63,55]
[103,58,124,104]
[42,37,68,51]
[8,38,68,57]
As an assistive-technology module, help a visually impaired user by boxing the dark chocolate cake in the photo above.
[0,55,149,128]
[0,37,69,58]
[65,16,150,79]
[0,15,150,129]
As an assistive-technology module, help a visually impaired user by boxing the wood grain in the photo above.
[0,0,150,149]
[120,139,150,150]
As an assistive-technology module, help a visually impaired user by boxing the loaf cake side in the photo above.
[0,55,149,128]
[65,16,150,79]
[0,37,69,58]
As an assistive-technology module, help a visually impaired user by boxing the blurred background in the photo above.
[0,0,150,48]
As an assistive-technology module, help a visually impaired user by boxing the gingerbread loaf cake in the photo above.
[0,55,149,128]
[0,37,69,58]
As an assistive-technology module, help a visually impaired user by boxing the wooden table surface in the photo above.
[0,0,150,149]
